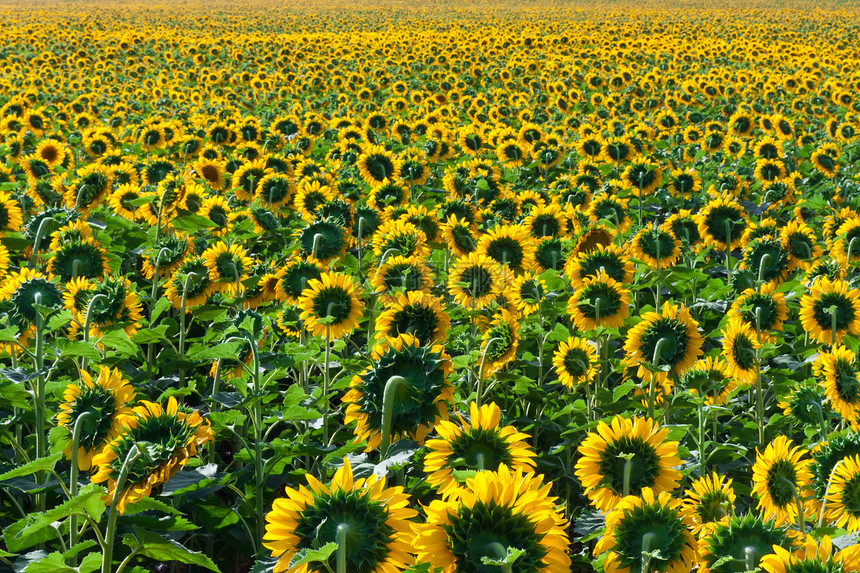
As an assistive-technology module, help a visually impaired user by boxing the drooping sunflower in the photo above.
[230,158,272,202]
[564,243,635,288]
[594,488,697,573]
[663,209,704,252]
[344,333,452,451]
[740,236,792,285]
[274,257,325,304]
[201,241,254,296]
[357,145,400,186]
[374,291,449,346]
[721,317,760,388]
[697,194,749,251]
[414,465,571,573]
[370,255,433,304]
[475,309,518,379]
[263,458,417,573]
[56,366,136,471]
[0,267,63,328]
[48,239,109,283]
[681,356,737,406]
[567,270,631,331]
[447,252,504,310]
[799,277,860,345]
[624,301,703,380]
[442,214,478,257]
[164,257,214,311]
[296,218,349,264]
[298,271,365,339]
[752,436,814,526]
[816,346,860,425]
[697,514,795,573]
[141,235,193,280]
[680,472,737,536]
[575,415,682,512]
[729,284,789,343]
[371,220,430,260]
[90,397,213,514]
[629,227,682,269]
[423,401,536,494]
[552,336,598,388]
[508,272,546,317]
[760,535,860,573]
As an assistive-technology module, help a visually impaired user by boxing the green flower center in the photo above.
[444,500,547,573]
[10,278,62,325]
[311,287,353,325]
[765,459,799,507]
[813,293,857,332]
[613,502,688,572]
[598,437,661,496]
[66,387,117,450]
[638,317,690,369]
[388,304,440,346]
[449,428,514,472]
[484,236,524,269]
[107,411,195,485]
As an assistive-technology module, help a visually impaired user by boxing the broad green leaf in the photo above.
[123,496,182,515]
[0,453,62,481]
[287,543,338,569]
[187,340,243,361]
[99,329,139,356]
[58,340,101,360]
[150,296,173,324]
[612,381,638,402]
[129,529,220,571]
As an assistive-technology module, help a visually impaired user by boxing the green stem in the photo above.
[755,307,765,446]
[380,376,409,458]
[623,457,632,497]
[336,524,349,573]
[477,337,502,406]
[33,294,46,512]
[322,322,332,445]
[102,446,141,573]
[70,412,97,550]
[649,338,670,420]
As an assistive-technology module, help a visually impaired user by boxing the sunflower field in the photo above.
[1,0,860,571]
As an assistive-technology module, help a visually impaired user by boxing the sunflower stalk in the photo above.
[336,523,349,573]
[755,306,765,446]
[101,445,141,573]
[380,375,408,458]
[477,337,502,407]
[69,411,97,550]
[640,532,657,573]
[828,305,839,348]
[648,338,671,420]
[723,219,733,284]
[146,246,173,378]
[178,272,198,386]
[818,458,845,528]
[622,453,634,497]
[82,293,108,370]
[33,292,47,512]
[30,216,53,266]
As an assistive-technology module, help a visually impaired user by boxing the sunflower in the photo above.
[274,257,325,304]
[423,401,536,494]
[72,277,143,340]
[594,488,697,573]
[0,191,24,235]
[621,158,663,194]
[697,514,795,573]
[64,164,113,216]
[817,346,860,425]
[760,535,860,573]
[141,235,193,280]
[374,291,449,346]
[294,181,334,222]
[298,271,365,339]
[199,196,235,237]
[625,301,703,380]
[263,458,417,573]
[255,173,293,209]
[778,382,830,429]
[495,139,529,169]
[447,252,504,310]
[721,317,760,387]
[630,227,681,269]
[56,366,136,471]
[552,336,598,389]
[830,218,860,265]
[575,415,682,512]
[90,397,213,514]
[567,270,631,331]
[109,183,146,222]
[479,309,520,378]
[697,194,748,251]
[799,277,860,345]
[296,218,348,264]
[201,241,254,296]
[442,214,478,257]
[564,243,635,288]
[371,220,430,260]
[164,257,214,311]
[508,272,546,317]
[821,454,860,531]
[47,239,109,283]
[368,255,433,304]
[752,436,814,526]
[681,472,736,536]
[414,465,571,573]
[231,158,272,201]
[0,267,63,328]
[588,194,631,234]
[729,284,789,342]
[357,145,400,186]
[191,156,227,190]
[344,334,452,451]
[35,139,66,167]
[522,204,566,239]
[681,356,737,406]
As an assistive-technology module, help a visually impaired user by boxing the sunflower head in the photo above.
[263,458,418,573]
[751,436,814,526]
[698,514,794,573]
[0,268,63,328]
[344,333,452,451]
[624,301,703,379]
[298,271,365,339]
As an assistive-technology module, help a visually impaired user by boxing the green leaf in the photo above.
[480,546,525,567]
[128,529,220,571]
[0,326,20,342]
[133,324,170,344]
[0,453,62,481]
[612,381,637,402]
[171,214,217,232]
[187,340,243,361]
[150,296,173,324]
[98,329,139,356]
[21,551,78,573]
[58,340,101,361]
[287,543,338,569]
[79,553,102,573]
[5,484,107,552]
[62,540,98,560]
[123,496,182,515]
[547,322,570,343]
